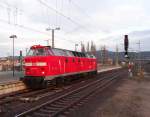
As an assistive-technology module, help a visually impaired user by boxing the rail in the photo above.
[16,71,125,117]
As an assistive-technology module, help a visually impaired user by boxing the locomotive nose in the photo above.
[25,65,46,76]
[24,57,48,76]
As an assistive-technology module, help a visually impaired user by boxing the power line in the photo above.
[70,1,98,31]
[0,1,23,13]
[0,18,79,44]
[38,0,94,43]
[71,1,92,19]
[37,0,91,32]
[0,1,23,25]
[0,1,83,45]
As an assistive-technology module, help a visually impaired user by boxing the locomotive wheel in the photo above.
[64,77,71,85]
[56,77,64,86]
[41,80,48,88]
[24,77,45,89]
[93,70,98,75]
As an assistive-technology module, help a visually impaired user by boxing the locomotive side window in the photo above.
[66,51,74,57]
[72,51,77,56]
[76,52,80,57]
[85,53,90,58]
[88,53,96,58]
[82,53,86,57]
[46,48,54,55]
[78,52,83,57]
[61,50,68,56]
[52,49,68,56]
[52,49,61,56]
[75,52,79,57]
[91,54,96,58]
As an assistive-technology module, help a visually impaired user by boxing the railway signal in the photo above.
[124,35,129,58]
[19,50,23,71]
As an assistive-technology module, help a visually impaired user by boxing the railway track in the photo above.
[0,75,92,107]
[0,68,125,117]
[15,70,125,117]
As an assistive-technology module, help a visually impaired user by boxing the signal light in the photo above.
[124,35,129,57]
[124,35,128,51]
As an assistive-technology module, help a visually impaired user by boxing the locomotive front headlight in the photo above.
[36,62,47,66]
[42,71,45,74]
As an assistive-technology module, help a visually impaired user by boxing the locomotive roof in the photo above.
[30,45,95,58]
[31,45,84,54]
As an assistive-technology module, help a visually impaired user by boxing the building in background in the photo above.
[0,56,23,71]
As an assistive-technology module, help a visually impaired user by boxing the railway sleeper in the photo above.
[51,102,68,107]
[59,97,76,102]
[39,108,55,114]
[33,112,49,117]
[56,98,73,103]
[44,106,64,111]
[50,103,66,108]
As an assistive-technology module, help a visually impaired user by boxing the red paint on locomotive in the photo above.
[22,45,97,87]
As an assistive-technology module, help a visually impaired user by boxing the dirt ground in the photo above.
[67,71,150,117]
[93,76,150,117]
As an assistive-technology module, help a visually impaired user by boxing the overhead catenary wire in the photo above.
[0,0,85,46]
[37,0,91,44]
[0,18,80,45]
[0,1,80,44]
[71,0,93,20]
[37,0,91,33]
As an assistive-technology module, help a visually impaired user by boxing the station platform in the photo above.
[0,66,121,84]
[98,66,121,73]
[0,71,23,84]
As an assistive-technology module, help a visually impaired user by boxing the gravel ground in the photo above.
[94,77,150,117]
[67,71,150,117]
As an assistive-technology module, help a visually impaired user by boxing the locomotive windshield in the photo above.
[27,48,54,56]
[27,48,45,56]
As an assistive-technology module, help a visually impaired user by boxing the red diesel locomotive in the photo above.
[21,45,97,88]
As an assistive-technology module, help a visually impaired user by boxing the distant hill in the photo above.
[95,50,150,62]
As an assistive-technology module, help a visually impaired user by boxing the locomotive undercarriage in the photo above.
[20,70,97,89]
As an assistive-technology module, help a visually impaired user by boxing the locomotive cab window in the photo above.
[27,47,54,56]
[27,48,46,56]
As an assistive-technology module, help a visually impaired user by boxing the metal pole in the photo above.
[46,27,60,48]
[75,44,76,51]
[20,50,22,71]
[52,29,54,48]
[75,44,78,51]
[13,37,14,77]
[26,48,28,56]
[116,45,119,66]
[139,40,141,71]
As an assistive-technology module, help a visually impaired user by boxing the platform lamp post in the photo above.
[46,27,60,48]
[75,44,78,51]
[10,34,17,77]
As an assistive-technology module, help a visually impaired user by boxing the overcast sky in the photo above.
[0,0,150,56]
